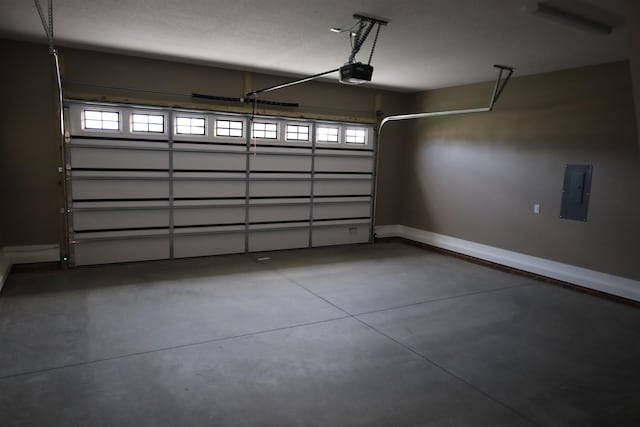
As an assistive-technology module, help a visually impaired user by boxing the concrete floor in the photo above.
[1,241,639,426]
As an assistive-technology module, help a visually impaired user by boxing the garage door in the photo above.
[65,101,375,266]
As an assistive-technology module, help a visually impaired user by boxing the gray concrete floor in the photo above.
[1,241,639,426]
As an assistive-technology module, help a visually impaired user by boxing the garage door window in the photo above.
[83,110,120,131]
[286,124,310,142]
[216,119,244,138]
[176,116,206,135]
[345,128,367,144]
[132,113,165,133]
[317,126,340,143]
[252,122,278,139]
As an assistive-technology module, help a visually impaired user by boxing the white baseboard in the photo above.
[375,224,402,239]
[3,245,60,265]
[375,225,640,302]
[0,245,60,293]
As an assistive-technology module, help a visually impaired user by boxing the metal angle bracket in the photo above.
[192,92,300,108]
[352,13,389,26]
[490,64,515,107]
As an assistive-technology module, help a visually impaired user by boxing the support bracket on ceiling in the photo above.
[379,64,514,130]
[192,93,300,108]
[349,14,389,65]
[489,64,515,108]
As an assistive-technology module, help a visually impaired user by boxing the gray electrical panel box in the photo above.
[560,164,593,222]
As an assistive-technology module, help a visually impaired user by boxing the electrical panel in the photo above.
[560,164,593,222]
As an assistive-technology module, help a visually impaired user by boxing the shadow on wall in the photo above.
[399,61,640,281]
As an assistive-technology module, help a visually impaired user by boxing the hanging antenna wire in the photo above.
[348,19,375,63]
[346,14,388,64]
[252,95,258,158]
[367,23,382,65]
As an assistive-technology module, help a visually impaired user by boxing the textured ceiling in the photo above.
[0,0,629,91]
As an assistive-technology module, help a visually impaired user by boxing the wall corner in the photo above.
[626,0,640,151]
[0,250,11,293]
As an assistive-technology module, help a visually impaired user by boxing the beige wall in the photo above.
[0,38,408,248]
[399,62,640,280]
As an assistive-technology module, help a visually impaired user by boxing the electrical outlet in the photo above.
[533,203,541,214]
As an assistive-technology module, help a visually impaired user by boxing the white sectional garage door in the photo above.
[65,101,375,266]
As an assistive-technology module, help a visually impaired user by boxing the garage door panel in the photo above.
[314,202,371,220]
[174,206,245,226]
[250,180,310,197]
[248,228,309,252]
[173,181,246,198]
[72,209,169,231]
[249,204,310,223]
[174,233,245,258]
[174,151,246,171]
[314,180,372,196]
[312,224,369,247]
[314,156,373,173]
[71,180,170,200]
[249,155,311,172]
[70,147,169,170]
[73,237,171,266]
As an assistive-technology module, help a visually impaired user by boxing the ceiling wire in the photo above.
[367,24,382,65]
[334,21,359,34]
[347,17,382,64]
[334,22,360,52]
[252,95,258,158]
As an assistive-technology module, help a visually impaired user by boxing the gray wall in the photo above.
[627,0,640,147]
[0,39,408,248]
[399,62,640,281]
[0,40,60,247]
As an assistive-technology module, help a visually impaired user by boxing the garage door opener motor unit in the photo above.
[244,14,388,99]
